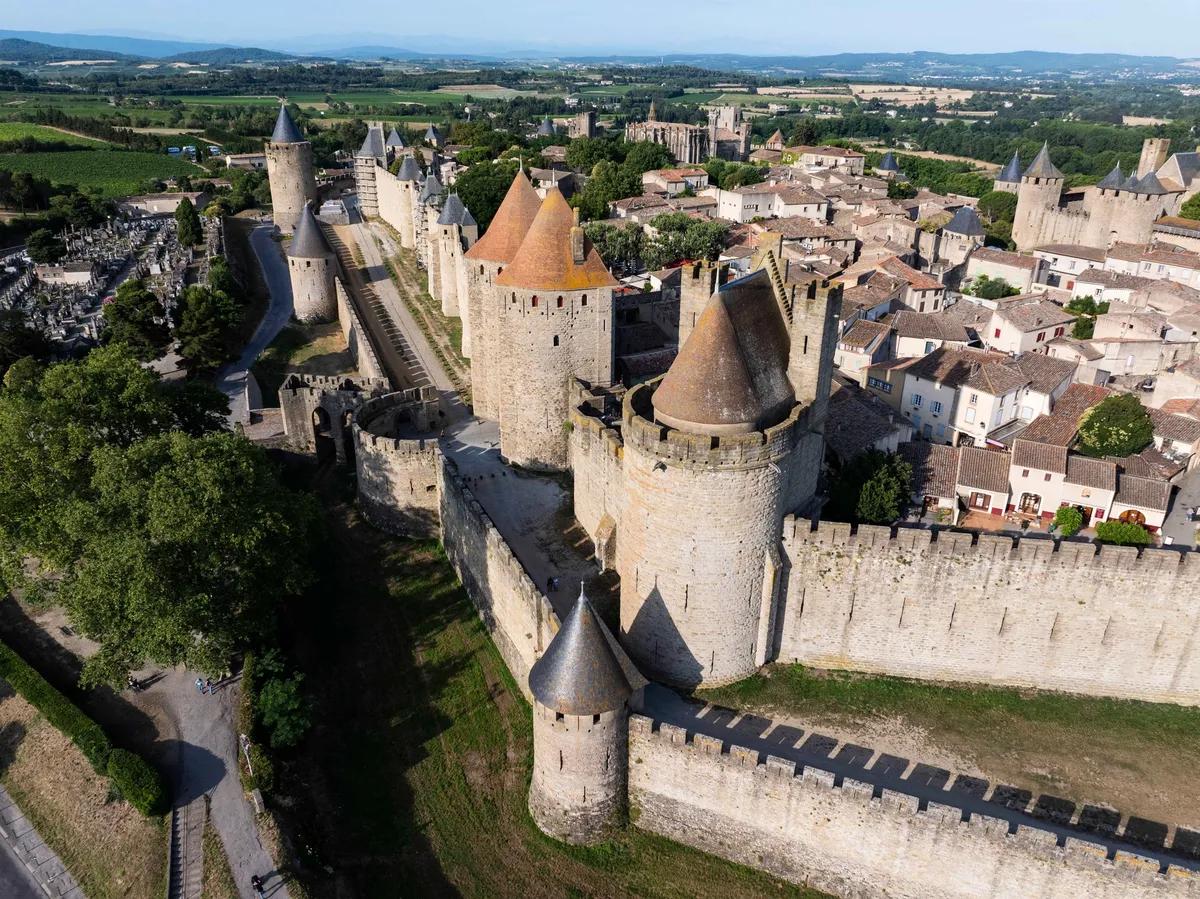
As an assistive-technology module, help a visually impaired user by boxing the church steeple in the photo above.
[647,99,658,122]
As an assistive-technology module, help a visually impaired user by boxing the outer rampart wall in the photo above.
[567,401,625,554]
[437,456,560,696]
[335,279,386,382]
[777,519,1200,705]
[628,715,1199,899]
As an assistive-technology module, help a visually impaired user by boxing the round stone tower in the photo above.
[617,269,811,689]
[287,203,337,323]
[463,169,542,413]
[528,587,632,845]
[494,188,618,471]
[1012,142,1064,251]
[265,104,317,236]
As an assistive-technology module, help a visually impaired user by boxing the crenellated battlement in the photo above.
[783,516,1197,574]
[622,380,811,469]
[628,714,1200,890]
[279,372,388,399]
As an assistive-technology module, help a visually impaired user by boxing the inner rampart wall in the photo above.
[335,279,385,382]
[777,519,1200,705]
[628,715,1199,899]
[437,456,559,696]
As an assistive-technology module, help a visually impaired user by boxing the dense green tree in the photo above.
[1180,193,1200,223]
[642,213,729,269]
[452,158,519,232]
[0,309,49,379]
[962,274,1020,300]
[1094,520,1152,546]
[174,197,203,246]
[175,285,239,374]
[1052,505,1084,537]
[253,649,312,749]
[565,136,621,172]
[887,181,918,200]
[977,190,1019,224]
[621,141,673,176]
[25,228,65,264]
[103,280,170,361]
[825,450,912,524]
[583,222,645,274]
[1077,394,1154,458]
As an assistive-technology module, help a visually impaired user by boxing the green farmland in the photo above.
[0,123,108,145]
[0,150,200,196]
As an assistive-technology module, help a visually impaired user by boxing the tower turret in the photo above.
[265,104,317,235]
[287,204,337,322]
[353,123,387,218]
[494,188,617,470]
[528,587,632,845]
[393,155,422,249]
[994,150,1023,194]
[678,259,728,348]
[1012,143,1064,251]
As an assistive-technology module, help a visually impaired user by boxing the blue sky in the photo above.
[8,0,1199,56]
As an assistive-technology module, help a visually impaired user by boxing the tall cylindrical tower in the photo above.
[617,269,805,688]
[494,189,617,471]
[528,588,632,845]
[1012,142,1064,251]
[265,105,317,236]
[463,170,542,415]
[287,204,336,323]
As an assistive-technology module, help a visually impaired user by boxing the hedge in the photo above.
[0,640,167,816]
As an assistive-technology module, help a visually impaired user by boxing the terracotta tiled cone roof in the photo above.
[653,268,793,436]
[495,189,617,291]
[464,170,543,264]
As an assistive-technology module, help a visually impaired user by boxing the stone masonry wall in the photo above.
[628,715,1199,899]
[354,431,441,537]
[437,456,559,696]
[335,279,385,382]
[568,403,625,550]
[265,141,316,235]
[777,519,1200,705]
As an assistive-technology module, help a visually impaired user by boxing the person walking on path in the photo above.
[195,677,205,695]
[251,874,266,898]
[204,678,213,695]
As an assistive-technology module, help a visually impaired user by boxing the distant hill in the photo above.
[318,45,455,61]
[0,29,220,58]
[0,38,133,63]
[162,47,296,64]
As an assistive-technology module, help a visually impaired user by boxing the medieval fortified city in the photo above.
[8,5,1200,899]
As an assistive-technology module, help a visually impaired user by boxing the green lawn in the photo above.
[274,490,825,899]
[0,149,198,196]
[702,664,1200,830]
[0,122,107,145]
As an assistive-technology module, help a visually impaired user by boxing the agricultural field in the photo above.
[0,122,108,145]
[850,83,976,106]
[0,149,200,196]
[576,82,654,96]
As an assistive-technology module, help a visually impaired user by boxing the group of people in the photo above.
[194,676,219,695]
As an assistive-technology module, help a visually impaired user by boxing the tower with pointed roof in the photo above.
[389,155,422,249]
[494,188,618,470]
[527,587,633,845]
[1012,142,1066,251]
[940,206,985,266]
[287,203,337,322]
[430,193,478,320]
[463,169,543,418]
[264,104,317,235]
[993,150,1023,194]
[353,122,388,218]
[615,264,839,688]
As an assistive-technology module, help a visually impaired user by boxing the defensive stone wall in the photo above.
[628,715,1200,899]
[375,166,412,244]
[567,382,625,558]
[437,456,560,695]
[777,519,1200,705]
[265,140,316,235]
[335,279,385,382]
[352,390,442,537]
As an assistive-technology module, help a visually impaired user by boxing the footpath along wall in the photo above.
[628,716,1200,899]
[776,518,1200,705]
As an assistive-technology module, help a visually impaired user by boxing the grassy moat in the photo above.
[275,474,824,898]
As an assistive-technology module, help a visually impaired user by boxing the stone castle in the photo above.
[265,126,1200,897]
[624,102,752,165]
[1010,138,1200,251]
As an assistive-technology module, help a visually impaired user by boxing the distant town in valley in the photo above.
[1,17,1200,899]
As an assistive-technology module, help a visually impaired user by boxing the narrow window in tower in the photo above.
[604,749,610,771]
[582,295,588,306]
[803,335,809,354]
[479,265,484,275]
[559,750,564,770]
[553,335,559,347]
[531,296,539,307]
[555,711,564,721]
[592,714,600,725]
[556,296,564,308]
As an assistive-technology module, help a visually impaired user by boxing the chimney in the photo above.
[570,206,585,265]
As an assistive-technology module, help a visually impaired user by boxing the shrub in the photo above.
[247,743,275,793]
[0,641,110,769]
[1077,394,1154,458]
[1053,506,1084,537]
[1095,520,1152,546]
[258,673,311,749]
[106,748,168,815]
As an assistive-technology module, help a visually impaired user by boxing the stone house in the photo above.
[642,168,710,197]
[784,145,866,176]
[891,311,973,358]
[878,256,945,312]
[834,319,892,385]
[966,247,1046,293]
[1033,243,1107,291]
[984,295,1075,355]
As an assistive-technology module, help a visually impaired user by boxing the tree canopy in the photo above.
[25,228,65,264]
[825,450,912,525]
[174,197,203,247]
[1076,394,1153,458]
[103,279,170,362]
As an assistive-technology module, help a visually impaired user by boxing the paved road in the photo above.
[1160,468,1200,547]
[216,224,294,424]
[0,836,41,899]
[641,684,1199,872]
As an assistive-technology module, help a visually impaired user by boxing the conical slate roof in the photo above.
[271,104,304,144]
[385,127,405,149]
[652,268,793,436]
[437,193,468,225]
[495,189,618,291]
[1023,142,1062,180]
[878,151,900,172]
[460,205,477,228]
[997,150,1023,183]
[536,116,555,137]
[1097,163,1125,190]
[357,125,385,159]
[465,169,542,264]
[419,172,444,205]
[945,205,984,237]
[396,155,422,182]
[287,204,332,259]
[425,124,442,143]
[1122,171,1143,191]
[528,587,631,716]
[1132,172,1170,195]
